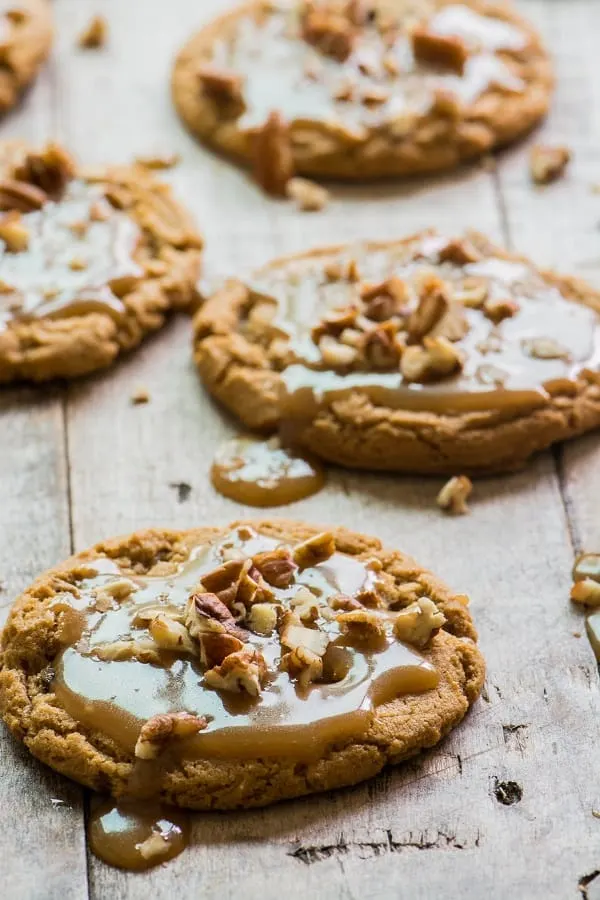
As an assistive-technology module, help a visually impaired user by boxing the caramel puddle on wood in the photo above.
[211,436,325,507]
[88,799,190,871]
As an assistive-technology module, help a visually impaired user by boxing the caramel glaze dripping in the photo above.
[211,436,326,507]
[0,181,142,331]
[88,799,190,872]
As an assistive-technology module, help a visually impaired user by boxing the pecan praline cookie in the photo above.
[0,1,52,114]
[193,231,600,475]
[0,520,484,810]
[0,141,202,383]
[172,0,552,183]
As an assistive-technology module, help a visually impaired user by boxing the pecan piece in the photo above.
[302,9,355,62]
[293,531,336,569]
[0,212,29,252]
[329,593,363,612]
[199,632,245,668]
[134,712,207,760]
[148,614,195,655]
[411,27,469,74]
[13,143,76,198]
[483,297,520,325]
[393,598,446,648]
[281,646,323,689]
[248,602,279,636]
[78,15,108,49]
[204,648,268,696]
[570,579,600,608]
[337,609,386,642]
[280,612,330,656]
[530,145,571,185]
[198,63,245,110]
[406,274,450,344]
[438,237,481,266]
[401,336,463,383]
[360,276,408,321]
[187,591,249,641]
[252,111,294,197]
[252,548,297,588]
[437,475,473,515]
[0,178,47,212]
[362,321,403,370]
[286,176,329,211]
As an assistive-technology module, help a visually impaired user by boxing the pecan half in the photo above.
[134,712,207,760]
[252,111,294,196]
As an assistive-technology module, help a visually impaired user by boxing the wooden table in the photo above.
[2,1,600,897]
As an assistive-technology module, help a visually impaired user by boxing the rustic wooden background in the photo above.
[2,1,600,897]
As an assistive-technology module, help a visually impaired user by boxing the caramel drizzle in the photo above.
[52,529,438,761]
[212,3,527,132]
[247,236,600,417]
[0,181,142,331]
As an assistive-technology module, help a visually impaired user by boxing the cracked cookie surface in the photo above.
[193,231,600,474]
[172,0,552,183]
[0,141,202,383]
[0,520,484,810]
[0,1,52,114]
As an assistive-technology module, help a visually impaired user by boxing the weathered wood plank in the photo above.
[36,1,600,898]
[0,49,88,900]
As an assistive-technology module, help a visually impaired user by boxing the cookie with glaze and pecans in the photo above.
[172,0,552,188]
[0,1,52,114]
[193,231,600,475]
[0,520,484,809]
[0,141,202,383]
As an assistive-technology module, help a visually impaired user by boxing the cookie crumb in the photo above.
[131,387,150,405]
[286,176,329,212]
[78,15,108,49]
[252,110,294,197]
[437,475,473,515]
[135,153,180,171]
[530,145,571,185]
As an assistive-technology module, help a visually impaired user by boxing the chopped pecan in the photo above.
[572,553,600,584]
[393,598,446,648]
[437,475,473,515]
[483,297,520,324]
[135,153,180,171]
[312,306,359,343]
[200,559,245,594]
[289,586,320,623]
[204,648,267,696]
[431,87,462,119]
[362,321,403,369]
[453,277,488,308]
[522,337,570,360]
[235,562,275,607]
[530,145,571,185]
[362,86,389,106]
[148,614,195,655]
[91,638,161,665]
[248,602,279,636]
[252,111,294,196]
[13,143,76,198]
[411,26,469,74]
[252,547,297,588]
[360,276,408,321]
[197,63,245,110]
[187,591,249,641]
[281,646,323,689]
[438,237,481,266]
[293,531,336,569]
[570,579,600,608]
[329,593,363,612]
[337,608,386,642]
[286,176,329,211]
[199,632,245,668]
[406,274,450,343]
[0,178,47,212]
[280,612,330,656]
[78,15,108,49]
[91,577,138,611]
[302,9,355,62]
[134,712,207,760]
[401,336,463,383]
[0,212,29,252]
[319,334,359,368]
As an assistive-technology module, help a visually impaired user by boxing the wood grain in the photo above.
[1,1,599,898]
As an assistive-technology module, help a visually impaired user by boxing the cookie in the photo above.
[193,231,600,475]
[0,1,52,114]
[0,520,484,810]
[172,0,552,185]
[0,141,202,383]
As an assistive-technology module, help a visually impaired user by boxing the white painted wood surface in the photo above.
[1,1,599,898]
